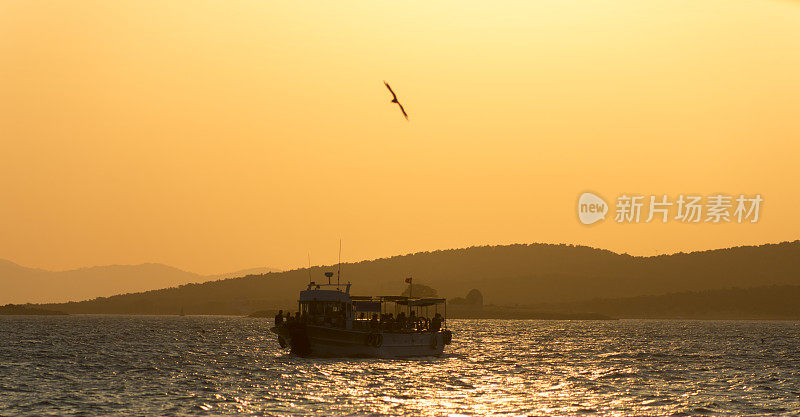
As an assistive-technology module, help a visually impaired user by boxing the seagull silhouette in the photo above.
[383,81,408,120]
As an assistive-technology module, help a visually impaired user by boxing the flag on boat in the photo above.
[405,277,412,284]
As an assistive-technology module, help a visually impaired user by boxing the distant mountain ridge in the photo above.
[37,240,800,317]
[207,267,283,280]
[0,260,281,304]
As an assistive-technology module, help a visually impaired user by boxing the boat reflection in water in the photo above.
[271,277,452,358]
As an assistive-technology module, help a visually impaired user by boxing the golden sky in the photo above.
[1,0,799,274]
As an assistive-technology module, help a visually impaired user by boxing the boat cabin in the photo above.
[297,282,447,332]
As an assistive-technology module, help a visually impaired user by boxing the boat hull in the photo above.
[271,325,449,358]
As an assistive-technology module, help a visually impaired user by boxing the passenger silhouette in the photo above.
[397,312,407,330]
[431,313,442,332]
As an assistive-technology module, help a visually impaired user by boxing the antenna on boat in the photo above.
[337,239,342,290]
[407,276,413,317]
[307,251,312,284]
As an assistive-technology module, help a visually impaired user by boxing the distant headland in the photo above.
[0,304,67,316]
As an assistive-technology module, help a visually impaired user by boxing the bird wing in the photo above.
[396,102,409,120]
[383,81,398,101]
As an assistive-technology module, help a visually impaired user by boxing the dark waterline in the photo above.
[1,316,799,416]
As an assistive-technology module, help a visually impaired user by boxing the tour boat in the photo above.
[270,278,452,358]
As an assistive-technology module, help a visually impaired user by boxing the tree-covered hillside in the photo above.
[40,241,800,316]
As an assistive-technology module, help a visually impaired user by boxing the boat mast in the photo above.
[337,239,342,290]
[307,251,312,284]
[408,276,412,317]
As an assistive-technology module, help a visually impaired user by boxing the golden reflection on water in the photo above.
[258,319,800,415]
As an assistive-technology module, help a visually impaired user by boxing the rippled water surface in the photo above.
[1,317,799,416]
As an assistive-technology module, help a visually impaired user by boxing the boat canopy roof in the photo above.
[350,295,446,307]
[298,283,446,307]
[299,289,352,303]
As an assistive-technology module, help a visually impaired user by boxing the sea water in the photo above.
[1,316,798,416]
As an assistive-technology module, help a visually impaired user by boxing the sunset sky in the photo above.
[1,0,799,274]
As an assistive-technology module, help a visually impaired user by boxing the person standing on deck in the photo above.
[431,313,442,332]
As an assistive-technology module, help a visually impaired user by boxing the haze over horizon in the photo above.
[2,0,799,277]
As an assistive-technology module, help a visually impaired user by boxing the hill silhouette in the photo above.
[0,304,67,315]
[206,267,283,281]
[0,259,281,304]
[37,241,800,317]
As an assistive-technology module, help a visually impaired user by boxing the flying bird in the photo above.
[383,81,408,120]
